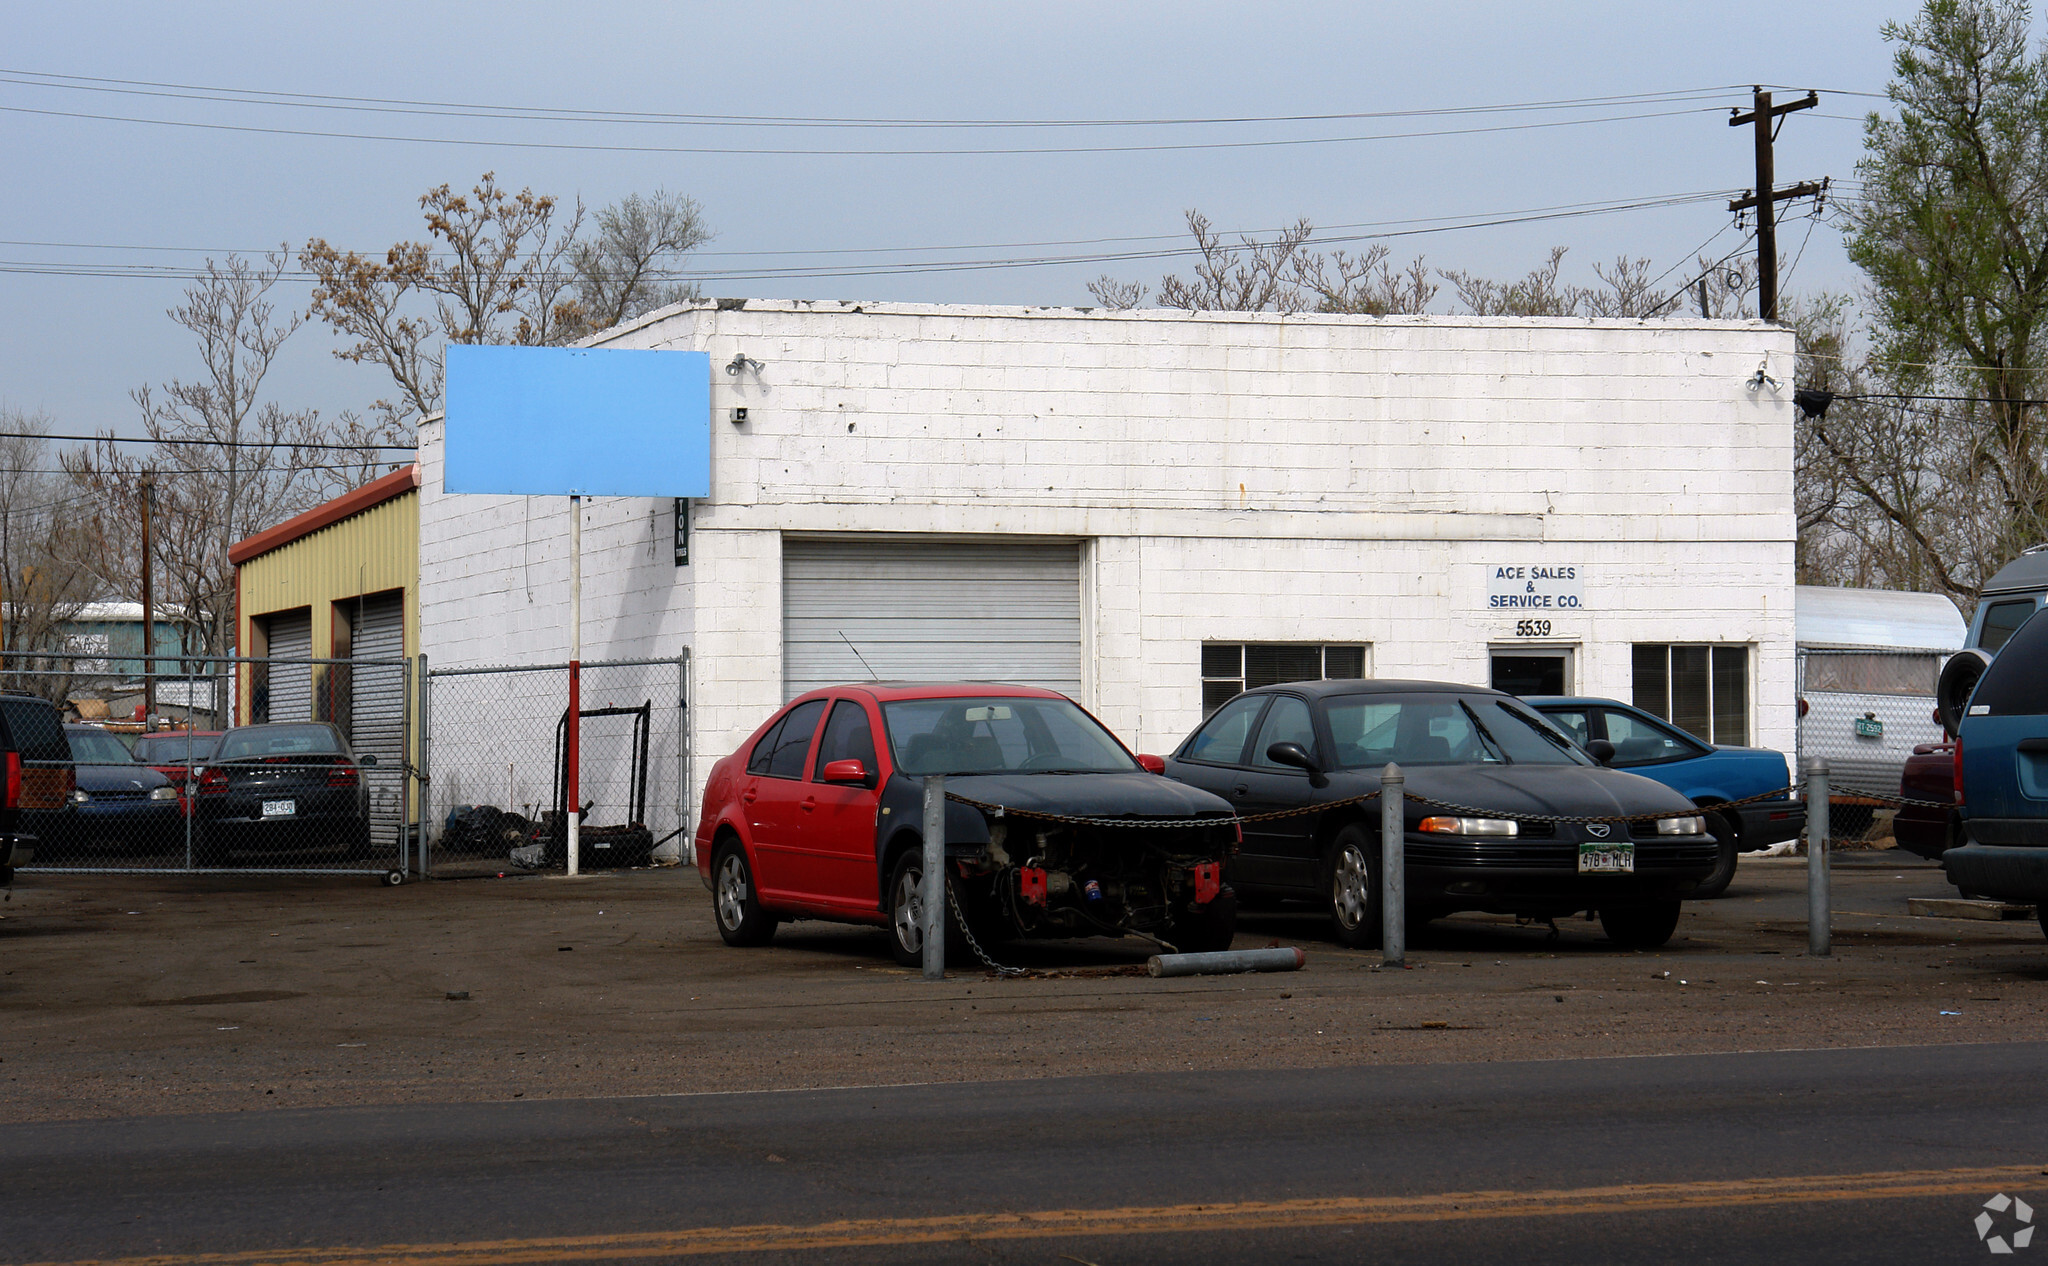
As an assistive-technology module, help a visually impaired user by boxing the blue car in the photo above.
[1942,606,2048,934]
[1525,697,1805,898]
[42,726,182,859]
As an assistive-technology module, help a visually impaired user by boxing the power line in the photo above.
[0,191,1744,287]
[0,69,1753,129]
[0,188,1747,262]
[0,101,1724,159]
[0,431,414,452]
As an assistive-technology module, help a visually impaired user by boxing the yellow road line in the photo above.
[31,1164,2043,1265]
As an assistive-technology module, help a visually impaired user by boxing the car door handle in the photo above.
[1232,785,1249,797]
[800,797,816,812]
[741,789,758,805]
[2020,740,2048,753]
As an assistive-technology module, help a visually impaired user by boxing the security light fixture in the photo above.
[725,353,765,377]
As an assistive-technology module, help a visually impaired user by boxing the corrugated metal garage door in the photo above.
[347,592,407,853]
[783,539,1083,700]
[264,609,312,722]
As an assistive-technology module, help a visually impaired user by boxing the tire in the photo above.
[1690,810,1740,900]
[886,849,933,968]
[711,842,777,947]
[1323,823,1382,950]
[1599,900,1683,950]
[1169,889,1238,954]
[2037,906,2048,943]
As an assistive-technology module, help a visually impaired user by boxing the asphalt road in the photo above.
[4,1040,2042,1264]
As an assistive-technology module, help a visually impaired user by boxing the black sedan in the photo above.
[1165,680,1715,949]
[193,723,375,865]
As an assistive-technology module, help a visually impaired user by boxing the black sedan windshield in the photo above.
[883,697,1137,775]
[1323,694,1591,768]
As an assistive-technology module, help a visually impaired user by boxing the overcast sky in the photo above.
[2,1,1918,441]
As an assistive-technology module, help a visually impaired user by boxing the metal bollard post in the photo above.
[920,775,946,981]
[1381,763,1405,968]
[1806,755,1830,957]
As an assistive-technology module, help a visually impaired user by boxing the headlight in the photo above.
[149,786,179,801]
[71,789,89,804]
[1419,816,1518,836]
[1657,815,1706,835]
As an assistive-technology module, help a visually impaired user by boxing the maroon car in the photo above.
[1894,739,1959,859]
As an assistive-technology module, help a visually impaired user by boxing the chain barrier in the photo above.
[945,877,1031,977]
[1835,786,1953,811]
[949,783,1812,829]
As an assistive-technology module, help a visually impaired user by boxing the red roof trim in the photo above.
[228,464,420,564]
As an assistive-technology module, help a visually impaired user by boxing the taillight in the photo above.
[1953,737,1965,804]
[326,765,360,788]
[197,768,229,796]
[4,751,18,810]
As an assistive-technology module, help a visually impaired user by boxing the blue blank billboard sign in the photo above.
[443,345,711,497]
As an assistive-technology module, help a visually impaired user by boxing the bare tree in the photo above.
[561,189,714,336]
[1086,275,1149,310]
[1090,214,1732,319]
[1154,211,1318,313]
[1294,244,1437,315]
[301,173,585,431]
[0,410,99,701]
[66,253,393,662]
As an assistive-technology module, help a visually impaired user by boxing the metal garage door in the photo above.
[264,609,312,722]
[783,539,1083,699]
[347,592,407,853]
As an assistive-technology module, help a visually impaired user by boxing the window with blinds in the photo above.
[1633,643,1749,745]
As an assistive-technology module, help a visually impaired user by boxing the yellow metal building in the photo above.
[230,465,420,727]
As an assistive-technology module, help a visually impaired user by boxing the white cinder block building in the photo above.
[416,300,1797,818]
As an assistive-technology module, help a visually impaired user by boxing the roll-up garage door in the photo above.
[783,539,1083,700]
[347,591,406,853]
[263,609,312,722]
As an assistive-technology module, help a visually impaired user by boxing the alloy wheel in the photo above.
[893,866,925,955]
[716,853,750,931]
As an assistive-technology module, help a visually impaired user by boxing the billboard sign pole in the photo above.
[567,495,582,876]
[443,345,712,882]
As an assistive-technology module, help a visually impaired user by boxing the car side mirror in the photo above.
[1585,739,1615,767]
[1266,741,1329,788]
[1137,753,1166,774]
[820,758,869,784]
[358,753,379,768]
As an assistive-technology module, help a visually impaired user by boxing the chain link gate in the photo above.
[421,656,688,878]
[11,652,418,880]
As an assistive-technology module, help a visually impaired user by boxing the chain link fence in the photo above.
[12,652,416,878]
[423,656,687,878]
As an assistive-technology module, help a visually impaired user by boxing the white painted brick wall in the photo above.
[419,301,1796,811]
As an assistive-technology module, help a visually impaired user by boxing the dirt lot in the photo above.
[3,850,2046,1124]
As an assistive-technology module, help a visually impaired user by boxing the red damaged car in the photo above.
[694,683,1239,965]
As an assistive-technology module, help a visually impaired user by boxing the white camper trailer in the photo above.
[1795,585,1966,799]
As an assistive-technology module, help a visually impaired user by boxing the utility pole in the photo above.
[140,470,155,730]
[1728,87,1825,323]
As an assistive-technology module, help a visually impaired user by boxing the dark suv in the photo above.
[0,693,76,885]
[1941,605,2048,932]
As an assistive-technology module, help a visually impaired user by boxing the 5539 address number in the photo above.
[1514,619,1553,637]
